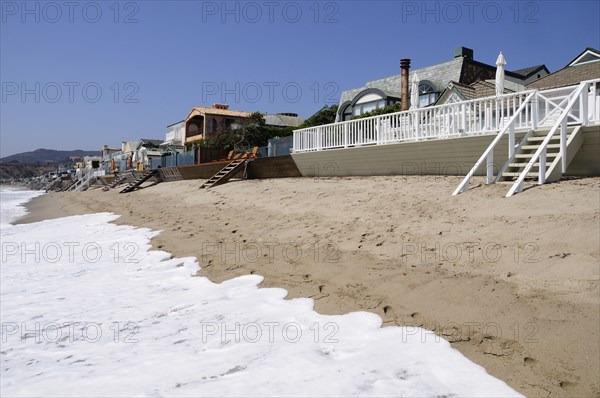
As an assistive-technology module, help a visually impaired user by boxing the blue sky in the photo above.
[1,0,599,157]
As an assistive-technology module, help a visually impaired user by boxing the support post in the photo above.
[508,123,515,158]
[343,123,348,148]
[539,148,546,185]
[560,120,567,173]
[581,84,589,126]
[414,111,420,140]
[486,152,494,184]
[532,91,539,130]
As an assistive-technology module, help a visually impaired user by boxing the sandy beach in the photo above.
[18,175,600,397]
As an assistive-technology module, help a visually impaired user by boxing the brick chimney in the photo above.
[212,103,229,110]
[400,58,411,111]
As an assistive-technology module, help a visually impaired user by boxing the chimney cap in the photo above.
[212,103,230,110]
[400,59,411,68]
[454,47,474,59]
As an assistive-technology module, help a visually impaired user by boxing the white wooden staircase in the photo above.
[453,79,598,197]
[498,126,583,184]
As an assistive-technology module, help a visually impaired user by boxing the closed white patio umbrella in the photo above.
[495,52,506,97]
[410,72,420,110]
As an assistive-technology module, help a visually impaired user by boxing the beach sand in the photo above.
[18,175,600,397]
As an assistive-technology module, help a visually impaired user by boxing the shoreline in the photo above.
[17,176,600,397]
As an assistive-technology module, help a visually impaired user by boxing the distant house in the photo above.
[264,113,305,128]
[184,104,254,144]
[121,139,164,171]
[527,48,600,90]
[163,120,185,147]
[511,65,550,85]
[336,46,549,121]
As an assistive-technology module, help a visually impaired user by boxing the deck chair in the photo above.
[240,147,259,159]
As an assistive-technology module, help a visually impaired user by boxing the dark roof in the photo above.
[566,47,600,67]
[527,61,600,90]
[166,120,185,128]
[140,139,164,147]
[512,65,549,78]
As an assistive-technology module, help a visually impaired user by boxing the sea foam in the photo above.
[0,189,522,397]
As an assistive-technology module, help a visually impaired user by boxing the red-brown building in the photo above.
[184,104,254,144]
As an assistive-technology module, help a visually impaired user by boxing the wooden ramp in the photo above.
[200,159,246,189]
[158,167,184,182]
[120,169,159,193]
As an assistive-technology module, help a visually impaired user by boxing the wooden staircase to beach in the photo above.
[119,169,159,193]
[110,173,129,188]
[46,178,63,192]
[498,126,583,184]
[157,167,184,182]
[200,159,246,189]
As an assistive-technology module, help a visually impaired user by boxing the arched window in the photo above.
[341,105,353,121]
[418,81,439,107]
[207,118,218,134]
[188,124,198,136]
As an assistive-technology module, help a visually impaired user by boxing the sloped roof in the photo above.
[527,61,600,90]
[512,64,549,78]
[185,106,254,121]
[566,47,600,67]
[471,80,515,97]
[166,120,185,128]
[435,80,515,105]
[265,114,305,127]
[140,139,164,147]
[339,57,466,104]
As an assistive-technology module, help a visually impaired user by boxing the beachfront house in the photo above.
[100,145,121,173]
[335,47,548,122]
[265,113,305,128]
[163,120,186,147]
[292,48,600,197]
[120,139,164,171]
[183,104,255,164]
[185,104,254,143]
[527,48,600,123]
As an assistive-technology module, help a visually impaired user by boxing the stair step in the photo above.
[515,153,558,159]
[521,144,560,150]
[527,136,559,142]
[502,172,540,177]
[509,163,542,168]
[199,159,247,189]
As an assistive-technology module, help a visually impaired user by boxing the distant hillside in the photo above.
[0,148,99,164]
[0,162,56,181]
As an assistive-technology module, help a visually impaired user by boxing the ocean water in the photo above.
[0,187,522,397]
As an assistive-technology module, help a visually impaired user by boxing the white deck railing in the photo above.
[292,81,600,153]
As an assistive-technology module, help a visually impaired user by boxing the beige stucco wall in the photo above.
[291,126,600,178]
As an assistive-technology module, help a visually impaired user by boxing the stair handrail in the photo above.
[452,91,536,196]
[75,168,93,191]
[505,80,592,197]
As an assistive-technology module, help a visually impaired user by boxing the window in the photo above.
[342,106,353,121]
[418,82,439,107]
[187,124,198,136]
[352,99,387,116]
[207,118,218,134]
